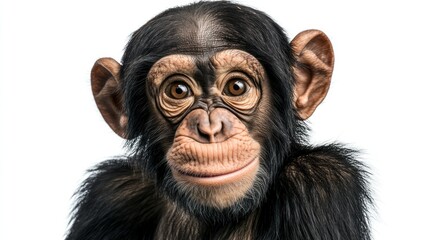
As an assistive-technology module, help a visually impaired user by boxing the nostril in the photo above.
[197,123,212,142]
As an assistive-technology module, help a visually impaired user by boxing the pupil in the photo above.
[176,86,184,94]
[233,83,240,91]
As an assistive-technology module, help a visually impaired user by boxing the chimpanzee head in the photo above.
[90,1,334,223]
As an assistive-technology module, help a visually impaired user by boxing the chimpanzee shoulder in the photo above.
[265,144,372,240]
[66,158,163,240]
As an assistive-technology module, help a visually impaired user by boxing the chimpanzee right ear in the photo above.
[91,58,128,139]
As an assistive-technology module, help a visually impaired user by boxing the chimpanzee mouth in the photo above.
[171,158,259,186]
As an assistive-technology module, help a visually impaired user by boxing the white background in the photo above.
[1,0,428,239]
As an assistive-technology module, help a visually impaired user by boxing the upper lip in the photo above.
[175,129,246,144]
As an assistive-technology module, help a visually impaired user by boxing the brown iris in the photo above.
[169,82,190,99]
[225,79,247,96]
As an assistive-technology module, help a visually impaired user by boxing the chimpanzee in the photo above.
[66,1,372,240]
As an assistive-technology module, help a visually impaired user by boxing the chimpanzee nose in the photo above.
[182,108,242,143]
[197,109,228,143]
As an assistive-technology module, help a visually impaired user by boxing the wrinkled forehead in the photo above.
[147,49,265,86]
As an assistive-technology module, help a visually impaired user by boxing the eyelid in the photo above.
[164,74,191,85]
[227,70,255,83]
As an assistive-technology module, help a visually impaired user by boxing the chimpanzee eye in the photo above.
[224,79,247,96]
[167,81,191,99]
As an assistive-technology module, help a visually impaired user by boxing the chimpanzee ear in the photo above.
[291,30,334,120]
[91,58,128,139]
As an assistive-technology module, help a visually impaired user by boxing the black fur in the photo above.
[67,1,372,239]
[67,144,371,240]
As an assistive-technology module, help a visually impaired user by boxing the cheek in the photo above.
[249,87,273,142]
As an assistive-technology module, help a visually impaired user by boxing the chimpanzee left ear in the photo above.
[291,30,334,120]
[91,58,128,139]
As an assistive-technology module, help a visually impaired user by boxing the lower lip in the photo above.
[172,158,259,186]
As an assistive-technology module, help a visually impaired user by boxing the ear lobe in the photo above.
[91,58,128,138]
[291,30,335,120]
